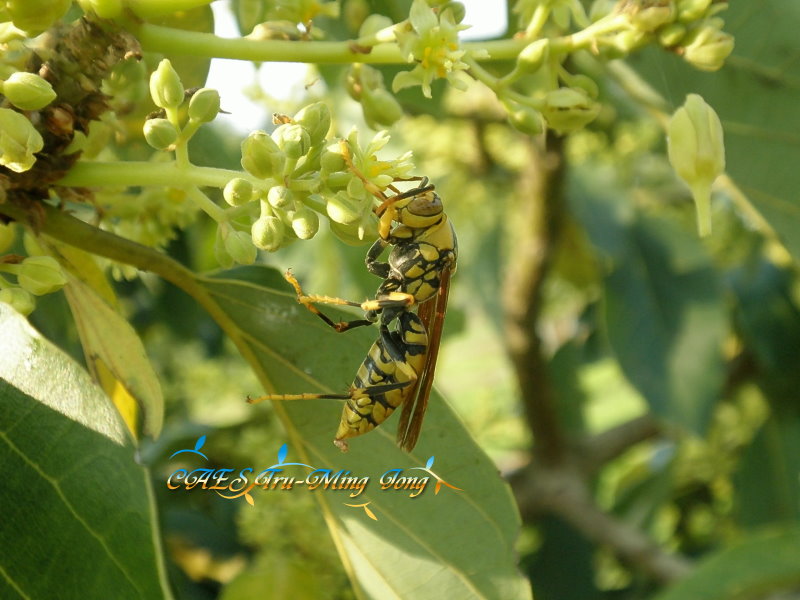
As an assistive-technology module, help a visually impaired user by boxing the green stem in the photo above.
[132,21,526,63]
[186,186,228,223]
[57,161,274,191]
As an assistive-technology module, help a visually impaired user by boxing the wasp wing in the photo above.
[397,265,452,451]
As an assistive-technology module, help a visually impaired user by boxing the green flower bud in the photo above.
[516,39,549,74]
[658,22,687,47]
[358,14,395,40]
[291,205,320,240]
[680,21,734,71]
[236,0,266,35]
[2,72,56,110]
[149,59,184,109]
[251,215,285,252]
[677,0,711,22]
[143,118,179,150]
[440,2,466,24]
[293,102,331,147]
[18,255,67,295]
[7,0,70,34]
[0,107,44,173]
[565,74,599,99]
[241,130,285,179]
[326,193,363,225]
[320,146,347,174]
[329,217,376,246]
[267,185,294,209]
[0,287,35,316]
[224,229,257,265]
[0,223,16,253]
[610,28,651,53]
[667,94,725,237]
[188,88,221,123]
[541,87,601,135]
[628,1,676,33]
[505,103,544,136]
[223,178,255,206]
[272,123,311,160]
[361,87,404,128]
[77,0,124,19]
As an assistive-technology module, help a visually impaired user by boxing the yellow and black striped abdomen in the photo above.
[334,312,428,443]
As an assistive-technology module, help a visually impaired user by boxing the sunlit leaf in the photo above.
[0,304,171,600]
[195,265,532,600]
[62,273,164,438]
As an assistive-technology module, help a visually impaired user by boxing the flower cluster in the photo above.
[238,108,414,253]
[0,229,67,316]
[392,0,487,98]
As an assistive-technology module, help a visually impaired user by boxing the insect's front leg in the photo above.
[365,237,390,278]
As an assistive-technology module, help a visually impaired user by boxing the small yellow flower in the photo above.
[392,0,487,98]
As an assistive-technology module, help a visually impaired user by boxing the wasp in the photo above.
[248,161,457,452]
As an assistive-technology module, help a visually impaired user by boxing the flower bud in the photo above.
[0,107,44,173]
[272,123,311,160]
[358,14,395,40]
[2,72,56,110]
[77,0,123,18]
[143,118,179,150]
[628,1,676,33]
[440,2,466,24]
[235,0,266,35]
[326,192,362,225]
[0,287,35,316]
[7,0,70,34]
[680,21,734,71]
[329,216,377,246]
[18,255,67,295]
[516,39,549,74]
[293,102,331,147]
[677,0,711,22]
[505,103,544,136]
[658,22,686,47]
[224,228,257,265]
[188,88,221,123]
[566,74,599,99]
[320,146,347,174]
[241,131,284,179]
[291,205,320,240]
[361,86,404,128]
[0,223,16,253]
[223,178,255,206]
[541,87,601,135]
[667,94,725,237]
[267,185,294,209]
[610,28,650,53]
[149,59,184,109]
[251,215,285,251]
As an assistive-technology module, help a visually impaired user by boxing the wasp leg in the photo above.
[247,380,412,404]
[284,270,415,332]
[365,237,390,278]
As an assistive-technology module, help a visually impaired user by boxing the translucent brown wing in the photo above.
[397,265,452,451]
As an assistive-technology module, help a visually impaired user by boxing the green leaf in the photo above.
[196,265,532,600]
[629,2,800,262]
[0,304,171,600]
[604,215,727,432]
[63,273,164,438]
[653,528,800,600]
[570,176,728,432]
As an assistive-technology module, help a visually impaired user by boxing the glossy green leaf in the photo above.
[630,1,800,261]
[653,528,800,600]
[197,265,532,600]
[0,304,171,600]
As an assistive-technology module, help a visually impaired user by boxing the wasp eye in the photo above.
[408,192,442,217]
